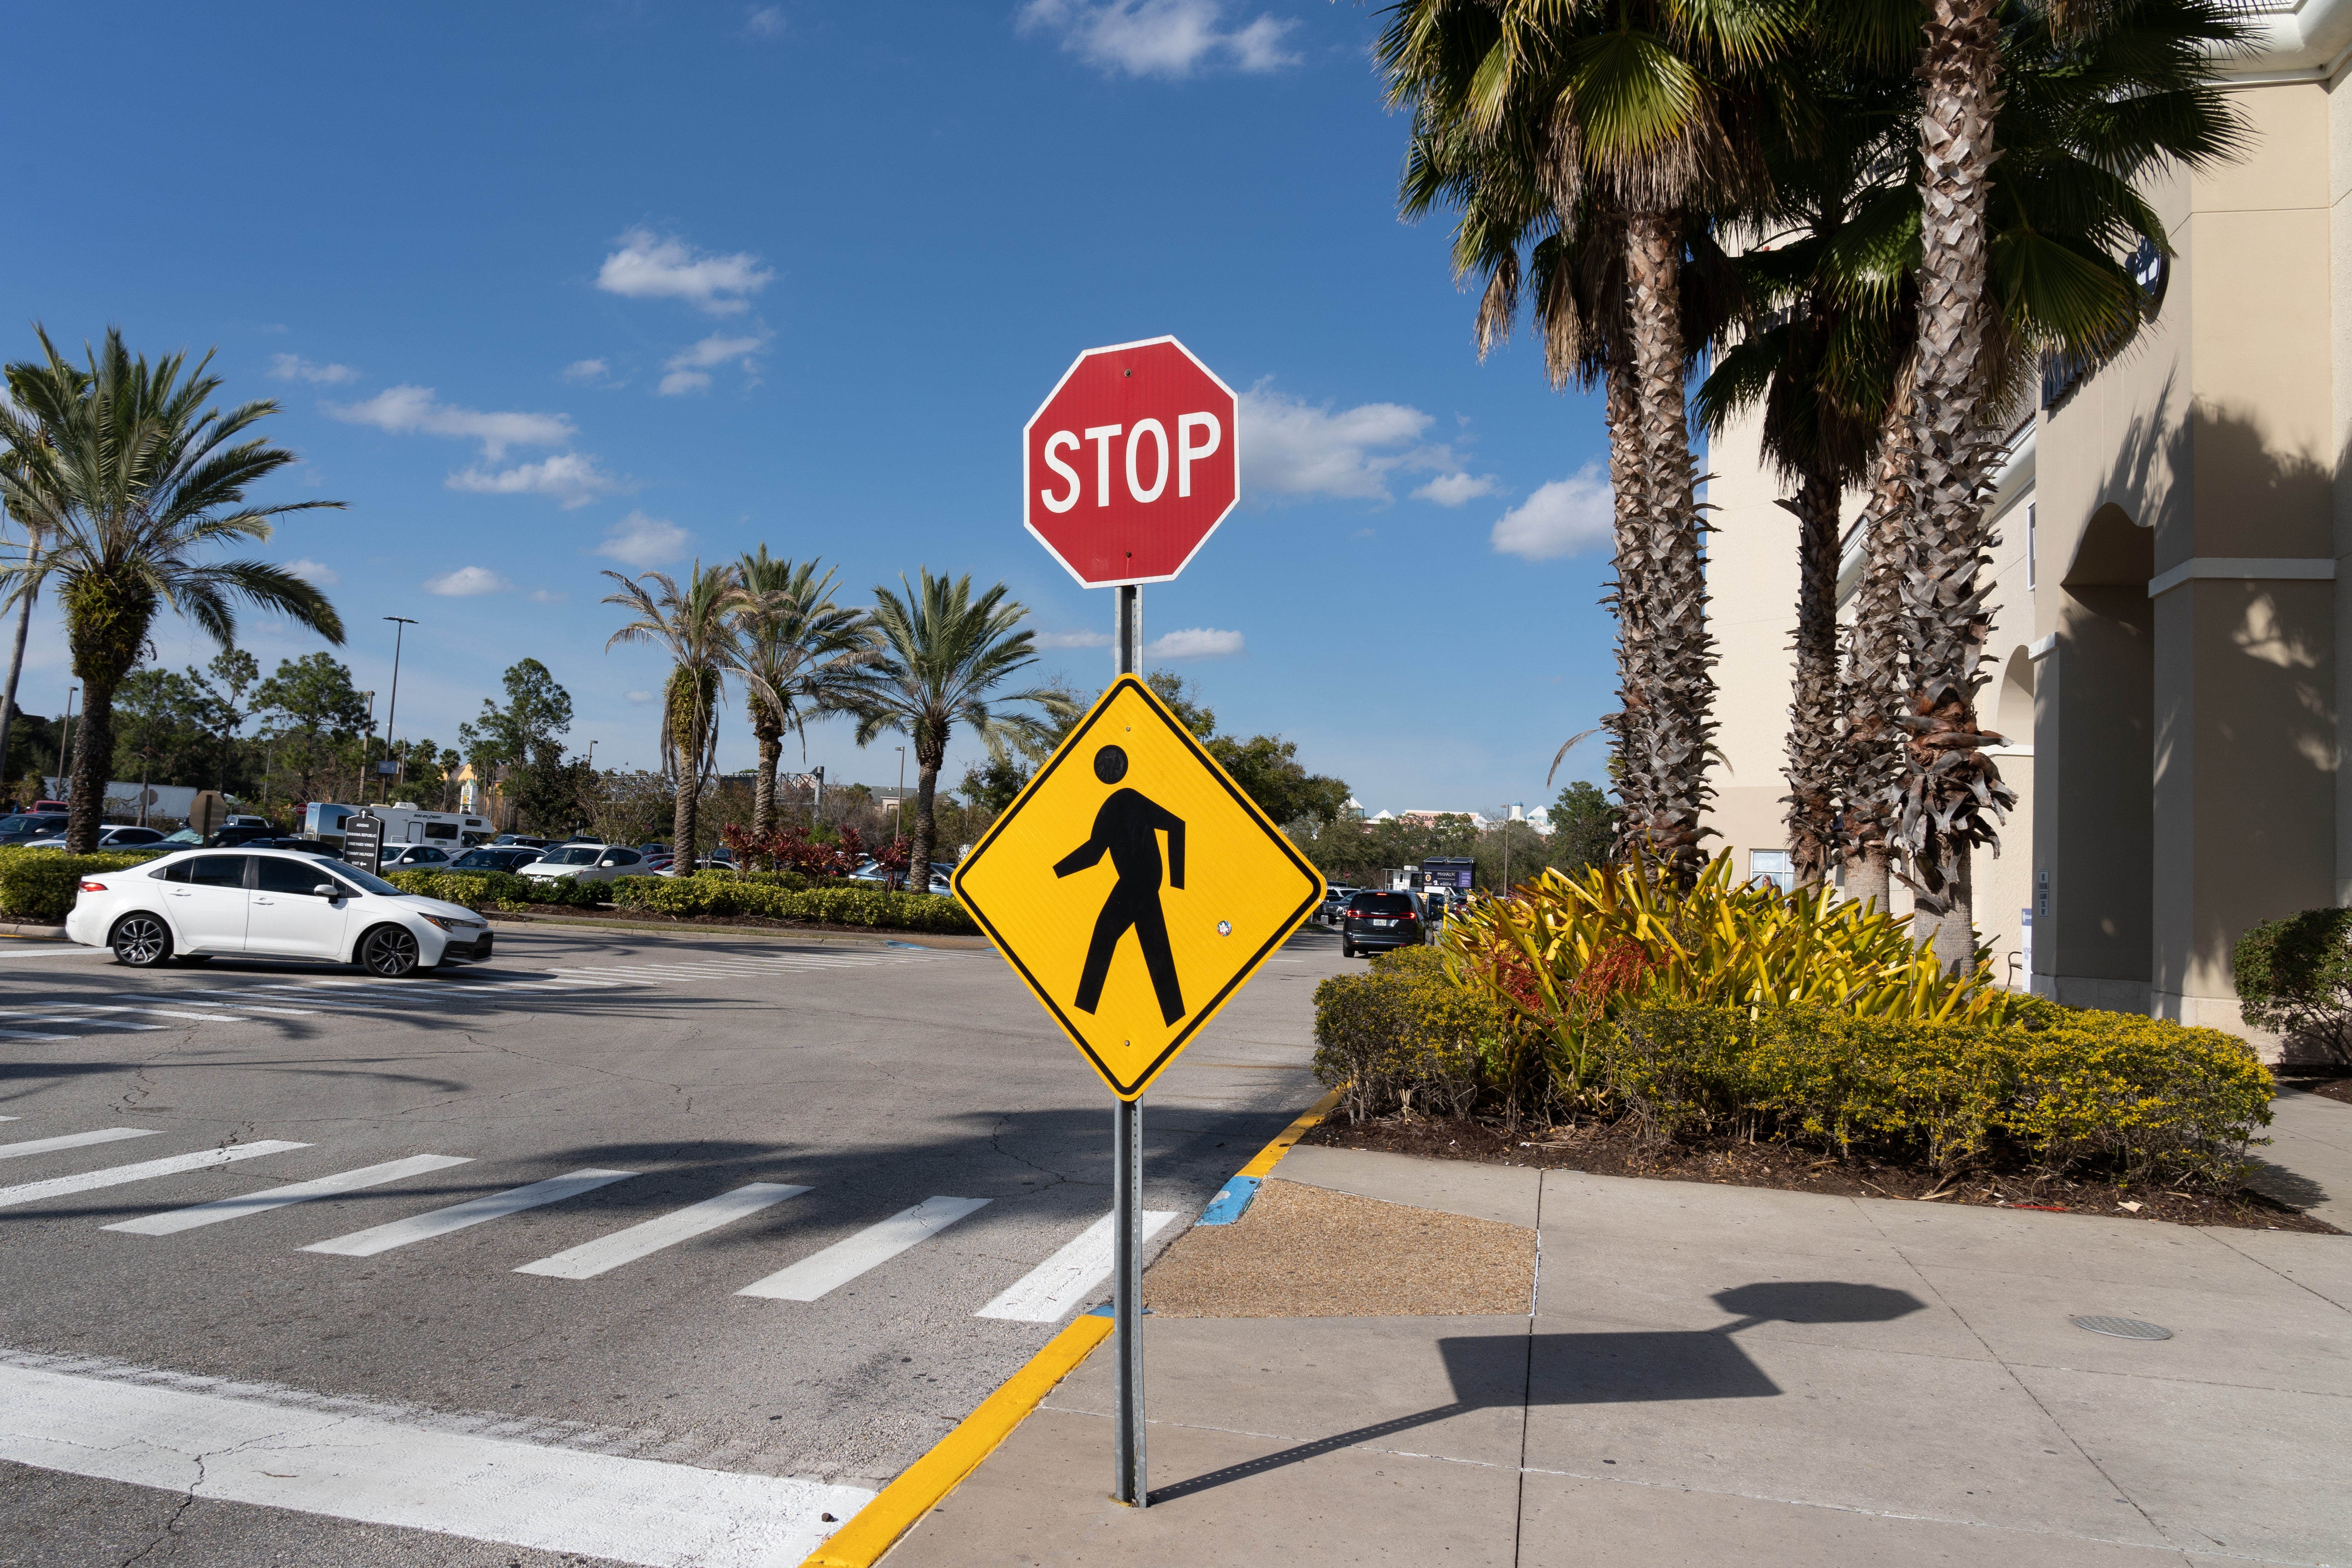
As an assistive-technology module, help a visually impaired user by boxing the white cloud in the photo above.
[1490,464,1613,561]
[424,565,513,597]
[1239,386,1447,502]
[626,690,657,703]
[282,558,339,585]
[746,5,786,37]
[1017,0,1299,77]
[446,452,627,509]
[560,358,615,384]
[527,588,568,604]
[267,353,360,385]
[658,332,768,396]
[330,385,574,459]
[1414,471,1500,507]
[1146,626,1245,659]
[596,228,773,315]
[593,510,692,566]
[1035,628,1114,650]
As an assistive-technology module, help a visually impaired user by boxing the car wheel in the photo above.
[110,914,173,968]
[1340,935,1355,958]
[357,924,422,978]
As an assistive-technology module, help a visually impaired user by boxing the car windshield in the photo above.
[317,858,403,896]
[543,846,602,865]
[0,815,63,840]
[1353,894,1418,915]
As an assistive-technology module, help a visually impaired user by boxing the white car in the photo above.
[519,843,649,885]
[65,848,494,977]
[21,824,173,851]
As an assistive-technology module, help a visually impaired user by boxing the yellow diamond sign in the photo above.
[953,674,1326,1099]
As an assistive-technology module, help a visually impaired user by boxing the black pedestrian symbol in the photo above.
[1055,744,1187,1026]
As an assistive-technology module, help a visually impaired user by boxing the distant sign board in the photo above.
[341,811,385,874]
[1421,856,1474,891]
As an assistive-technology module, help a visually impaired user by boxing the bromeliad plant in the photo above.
[1447,853,2014,1092]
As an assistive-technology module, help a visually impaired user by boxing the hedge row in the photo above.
[0,848,169,924]
[382,870,607,911]
[608,874,976,934]
[1314,951,2275,1187]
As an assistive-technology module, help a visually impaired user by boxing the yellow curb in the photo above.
[1235,1085,1343,1179]
[799,1313,1113,1568]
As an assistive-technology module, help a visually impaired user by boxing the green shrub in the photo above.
[1611,1001,2273,1187]
[608,873,976,934]
[1313,948,1538,1125]
[2233,908,2352,1065]
[1,848,170,924]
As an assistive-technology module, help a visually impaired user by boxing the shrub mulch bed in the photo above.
[1300,1113,2340,1235]
[2287,1076,2352,1109]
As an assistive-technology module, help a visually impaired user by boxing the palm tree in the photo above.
[845,569,1065,888]
[602,561,741,864]
[1384,0,1773,884]
[0,454,50,797]
[0,329,345,851]
[728,548,872,835]
[1886,0,2250,965]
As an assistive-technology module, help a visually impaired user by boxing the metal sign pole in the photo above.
[1112,580,1147,1509]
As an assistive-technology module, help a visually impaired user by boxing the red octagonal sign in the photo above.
[1024,336,1238,587]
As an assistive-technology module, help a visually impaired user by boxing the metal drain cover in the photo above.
[2071,1315,2172,1341]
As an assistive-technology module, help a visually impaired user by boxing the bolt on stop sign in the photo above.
[1024,336,1238,586]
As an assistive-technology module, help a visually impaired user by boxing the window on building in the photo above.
[1748,849,1794,894]
[2027,502,2037,590]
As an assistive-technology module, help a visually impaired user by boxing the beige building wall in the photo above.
[1702,48,2352,1051]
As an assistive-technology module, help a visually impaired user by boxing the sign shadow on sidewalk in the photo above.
[1147,1281,1924,1505]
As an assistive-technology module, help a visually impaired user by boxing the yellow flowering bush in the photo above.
[1312,948,1537,1125]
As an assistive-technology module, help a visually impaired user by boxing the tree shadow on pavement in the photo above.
[1148,1281,1924,1505]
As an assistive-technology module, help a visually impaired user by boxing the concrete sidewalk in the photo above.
[882,1106,2352,1567]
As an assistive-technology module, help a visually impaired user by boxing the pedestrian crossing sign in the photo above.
[953,674,1326,1100]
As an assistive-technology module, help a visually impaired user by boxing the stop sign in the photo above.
[1023,336,1238,586]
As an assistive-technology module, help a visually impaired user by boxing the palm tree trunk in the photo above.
[907,733,945,894]
[68,676,121,854]
[1782,467,1841,886]
[752,726,781,837]
[0,585,32,798]
[1900,0,2015,971]
[1838,387,1914,912]
[1623,210,1716,886]
[1602,357,1654,864]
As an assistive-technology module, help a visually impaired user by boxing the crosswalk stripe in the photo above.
[0,1028,71,1042]
[301,1168,637,1257]
[974,1210,1181,1322]
[0,1128,161,1163]
[0,1016,164,1031]
[735,1195,990,1301]
[64,1004,250,1023]
[103,1154,476,1236]
[114,994,325,1016]
[513,1182,811,1280]
[0,1141,310,1210]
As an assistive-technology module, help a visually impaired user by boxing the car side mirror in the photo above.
[313,883,341,899]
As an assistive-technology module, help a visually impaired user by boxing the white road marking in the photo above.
[302,1168,638,1257]
[0,1015,164,1031]
[0,1028,70,1042]
[104,1154,476,1236]
[515,1182,811,1280]
[0,1361,873,1568]
[0,1141,309,1210]
[0,946,106,958]
[113,994,324,1016]
[736,1195,990,1301]
[974,1209,1181,1322]
[0,1127,161,1162]
[62,1004,248,1023]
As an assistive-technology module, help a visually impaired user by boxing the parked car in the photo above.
[1318,886,1359,925]
[64,848,493,977]
[201,823,284,848]
[1340,890,1425,959]
[492,834,554,849]
[19,824,171,851]
[449,846,544,873]
[520,843,650,886]
[0,812,72,844]
[378,844,458,870]
[250,838,345,855]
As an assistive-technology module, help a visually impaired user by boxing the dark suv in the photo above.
[1341,890,1425,958]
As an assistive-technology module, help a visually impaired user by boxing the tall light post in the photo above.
[381,616,417,804]
[56,685,77,797]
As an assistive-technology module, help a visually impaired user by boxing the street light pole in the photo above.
[56,685,77,797]
[381,617,417,804]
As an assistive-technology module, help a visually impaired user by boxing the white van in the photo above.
[305,803,494,854]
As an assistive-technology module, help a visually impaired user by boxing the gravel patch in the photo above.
[1142,1179,1534,1318]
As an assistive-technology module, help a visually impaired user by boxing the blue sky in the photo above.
[6,1,1622,814]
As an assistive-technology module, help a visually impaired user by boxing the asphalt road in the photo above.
[0,918,1348,1567]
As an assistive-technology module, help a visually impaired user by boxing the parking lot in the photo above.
[0,921,1345,1566]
